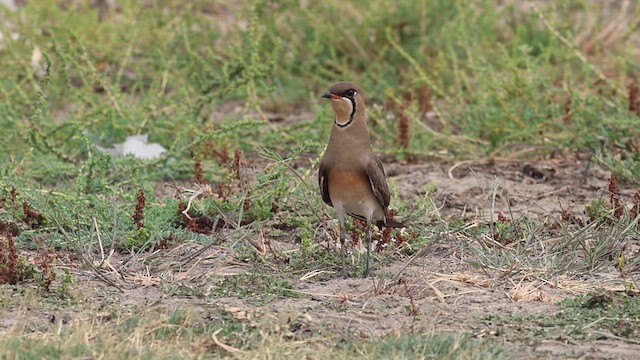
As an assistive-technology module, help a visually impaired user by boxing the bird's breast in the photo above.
[328,169,385,222]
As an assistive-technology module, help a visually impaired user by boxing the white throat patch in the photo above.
[333,97,355,127]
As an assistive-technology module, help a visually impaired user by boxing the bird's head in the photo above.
[322,81,364,128]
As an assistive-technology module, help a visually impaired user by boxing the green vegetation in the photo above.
[211,272,301,302]
[0,294,510,359]
[485,290,640,342]
[0,0,639,359]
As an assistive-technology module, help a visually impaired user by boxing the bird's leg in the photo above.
[364,221,371,278]
[339,221,347,278]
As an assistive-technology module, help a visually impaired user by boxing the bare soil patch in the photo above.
[390,154,633,220]
[2,158,638,359]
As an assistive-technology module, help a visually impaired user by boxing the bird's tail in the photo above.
[378,219,406,228]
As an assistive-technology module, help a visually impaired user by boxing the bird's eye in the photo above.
[343,89,357,98]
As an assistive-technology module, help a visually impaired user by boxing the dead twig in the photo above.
[590,330,640,345]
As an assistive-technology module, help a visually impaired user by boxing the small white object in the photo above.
[97,134,166,160]
[31,46,42,71]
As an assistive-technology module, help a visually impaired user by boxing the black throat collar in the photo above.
[334,97,356,128]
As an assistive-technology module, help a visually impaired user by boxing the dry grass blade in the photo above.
[211,329,248,354]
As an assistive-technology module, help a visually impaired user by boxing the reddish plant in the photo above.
[178,201,223,234]
[350,231,362,249]
[232,148,243,181]
[0,221,19,237]
[377,209,398,252]
[23,201,44,228]
[214,146,230,165]
[216,183,229,202]
[556,203,584,228]
[560,205,571,222]
[133,189,146,229]
[384,96,395,112]
[555,201,585,227]
[378,227,392,252]
[10,186,18,205]
[608,173,625,219]
[0,233,19,285]
[573,216,585,228]
[10,186,18,217]
[270,201,279,214]
[562,96,573,123]
[178,202,196,230]
[194,155,206,184]
[153,231,174,251]
[243,188,252,212]
[629,78,639,116]
[200,123,216,159]
[394,230,407,248]
[34,238,56,291]
[352,219,364,248]
[376,209,406,252]
[418,86,432,114]
[497,212,510,222]
[398,101,410,150]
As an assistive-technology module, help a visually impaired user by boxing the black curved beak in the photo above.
[322,91,341,100]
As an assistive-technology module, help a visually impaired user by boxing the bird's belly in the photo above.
[328,170,385,222]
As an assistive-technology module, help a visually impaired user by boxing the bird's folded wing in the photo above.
[318,162,333,206]
[364,157,391,209]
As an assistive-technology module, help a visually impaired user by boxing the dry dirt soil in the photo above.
[4,152,639,359]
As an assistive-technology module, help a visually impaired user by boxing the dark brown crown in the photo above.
[327,81,363,98]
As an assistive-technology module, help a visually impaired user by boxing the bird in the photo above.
[318,81,405,277]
